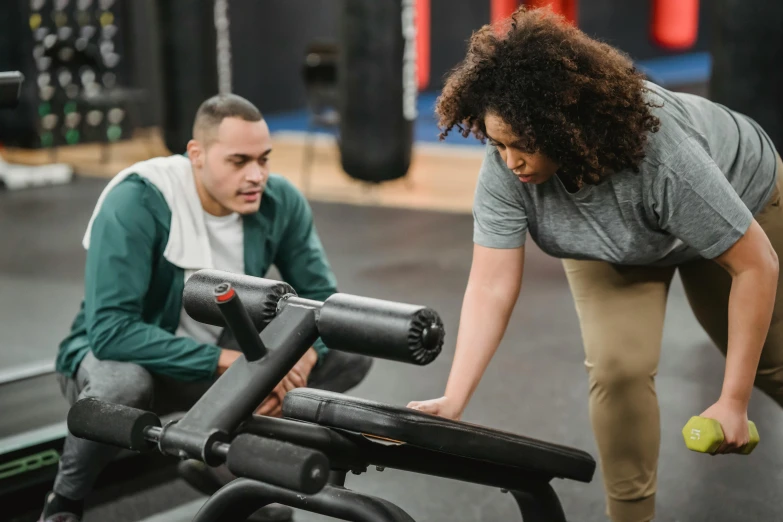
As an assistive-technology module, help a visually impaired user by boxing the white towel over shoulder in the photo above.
[82,155,214,271]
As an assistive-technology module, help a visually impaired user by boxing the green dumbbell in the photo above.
[682,416,760,455]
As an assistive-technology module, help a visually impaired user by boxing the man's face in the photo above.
[187,117,273,216]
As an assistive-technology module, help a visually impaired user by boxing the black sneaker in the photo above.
[177,460,294,522]
[38,491,82,522]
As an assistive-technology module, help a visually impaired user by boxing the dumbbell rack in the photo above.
[0,0,134,150]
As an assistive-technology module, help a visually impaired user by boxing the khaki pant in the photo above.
[562,156,783,522]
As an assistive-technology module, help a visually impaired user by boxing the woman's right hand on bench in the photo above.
[407,396,463,421]
[408,245,525,424]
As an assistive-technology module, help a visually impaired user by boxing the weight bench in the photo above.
[67,269,596,521]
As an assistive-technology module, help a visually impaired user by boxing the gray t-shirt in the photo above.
[472,82,780,265]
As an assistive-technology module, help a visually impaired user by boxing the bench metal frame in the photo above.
[193,473,566,522]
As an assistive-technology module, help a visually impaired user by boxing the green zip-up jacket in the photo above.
[55,172,338,382]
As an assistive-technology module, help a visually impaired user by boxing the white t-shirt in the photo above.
[176,211,245,345]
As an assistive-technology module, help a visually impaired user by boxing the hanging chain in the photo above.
[214,0,232,94]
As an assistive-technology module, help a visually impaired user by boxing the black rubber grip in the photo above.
[184,270,295,331]
[318,293,444,365]
[226,434,329,495]
[67,398,161,451]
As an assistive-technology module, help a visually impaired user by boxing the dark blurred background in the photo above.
[128,0,713,125]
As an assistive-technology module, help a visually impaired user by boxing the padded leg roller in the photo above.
[183,269,295,331]
[226,434,330,494]
[67,397,161,451]
[319,293,444,365]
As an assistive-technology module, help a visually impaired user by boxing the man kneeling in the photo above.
[40,94,372,522]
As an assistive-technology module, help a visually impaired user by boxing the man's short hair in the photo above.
[193,93,263,145]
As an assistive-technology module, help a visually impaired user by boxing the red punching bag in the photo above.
[492,0,518,30]
[524,1,577,25]
[526,0,562,16]
[492,0,578,33]
[561,0,578,25]
[651,0,700,50]
[416,0,430,90]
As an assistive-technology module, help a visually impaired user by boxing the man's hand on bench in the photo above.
[255,348,319,418]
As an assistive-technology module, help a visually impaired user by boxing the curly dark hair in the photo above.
[436,7,661,186]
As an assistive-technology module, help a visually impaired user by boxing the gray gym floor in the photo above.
[1,176,782,522]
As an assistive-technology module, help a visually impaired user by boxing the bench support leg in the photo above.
[191,478,415,522]
[510,481,567,522]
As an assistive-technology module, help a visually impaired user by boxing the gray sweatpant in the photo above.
[53,349,372,500]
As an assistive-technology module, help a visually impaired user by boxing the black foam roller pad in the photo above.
[183,270,295,331]
[226,434,329,495]
[318,294,444,365]
[67,398,161,451]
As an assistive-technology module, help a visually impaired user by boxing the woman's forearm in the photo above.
[444,280,520,410]
[722,262,778,406]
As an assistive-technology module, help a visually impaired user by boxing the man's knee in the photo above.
[309,350,373,393]
[349,353,373,385]
[79,358,154,409]
[328,350,373,389]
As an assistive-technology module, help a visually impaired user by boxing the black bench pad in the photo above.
[282,389,595,483]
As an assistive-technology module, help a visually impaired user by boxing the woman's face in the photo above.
[484,113,559,184]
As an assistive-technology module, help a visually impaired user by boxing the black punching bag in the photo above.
[338,0,416,183]
[709,0,783,153]
[156,0,219,154]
